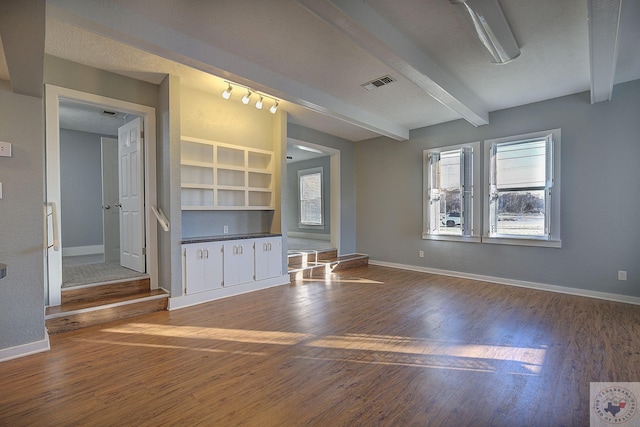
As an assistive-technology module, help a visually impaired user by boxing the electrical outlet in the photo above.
[223,225,229,234]
[419,250,424,258]
[618,270,627,281]
[0,141,12,157]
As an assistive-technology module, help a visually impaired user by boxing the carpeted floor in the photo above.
[287,236,334,252]
[62,257,145,288]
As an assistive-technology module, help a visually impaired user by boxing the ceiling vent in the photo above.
[361,75,396,91]
[101,110,118,117]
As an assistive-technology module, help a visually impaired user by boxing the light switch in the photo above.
[0,141,11,157]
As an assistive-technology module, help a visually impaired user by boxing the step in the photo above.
[61,277,151,305]
[289,253,369,282]
[46,285,168,334]
[287,249,338,267]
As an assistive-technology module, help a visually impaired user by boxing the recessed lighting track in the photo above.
[221,81,279,114]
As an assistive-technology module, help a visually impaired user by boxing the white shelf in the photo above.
[180,136,274,210]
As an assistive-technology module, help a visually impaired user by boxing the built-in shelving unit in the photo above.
[180,136,274,210]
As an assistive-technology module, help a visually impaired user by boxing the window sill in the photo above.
[422,233,481,243]
[482,236,562,248]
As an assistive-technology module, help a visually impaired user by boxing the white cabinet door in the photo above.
[184,243,223,294]
[255,237,282,281]
[223,241,254,286]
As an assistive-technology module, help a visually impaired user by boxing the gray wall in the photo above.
[158,75,183,295]
[0,81,45,349]
[59,129,109,248]
[288,124,356,254]
[356,80,640,296]
[287,156,331,236]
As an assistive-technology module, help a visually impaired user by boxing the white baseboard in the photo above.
[0,332,50,362]
[287,232,331,241]
[369,260,640,306]
[62,245,104,257]
[168,275,290,311]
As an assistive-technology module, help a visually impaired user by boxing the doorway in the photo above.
[45,85,159,307]
[286,139,340,255]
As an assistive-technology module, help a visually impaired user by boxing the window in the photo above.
[484,129,561,247]
[299,167,323,226]
[423,142,480,242]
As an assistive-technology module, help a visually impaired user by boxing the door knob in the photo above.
[104,205,111,210]
[115,203,122,208]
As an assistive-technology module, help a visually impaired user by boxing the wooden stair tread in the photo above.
[47,289,168,317]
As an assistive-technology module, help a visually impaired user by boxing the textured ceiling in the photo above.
[2,0,637,142]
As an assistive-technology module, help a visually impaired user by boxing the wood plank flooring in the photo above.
[2,265,640,426]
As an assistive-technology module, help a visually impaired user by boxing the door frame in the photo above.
[45,84,158,306]
[287,138,341,253]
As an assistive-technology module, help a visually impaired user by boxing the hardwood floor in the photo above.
[2,265,639,426]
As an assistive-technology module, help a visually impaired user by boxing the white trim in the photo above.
[287,231,331,241]
[62,245,104,257]
[369,260,640,306]
[45,84,158,307]
[168,275,290,310]
[0,332,50,362]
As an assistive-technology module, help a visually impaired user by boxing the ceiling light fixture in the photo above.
[242,90,252,104]
[222,83,233,99]
[450,0,520,64]
[219,81,279,114]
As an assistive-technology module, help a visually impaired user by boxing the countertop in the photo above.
[0,263,6,279]
[181,233,281,245]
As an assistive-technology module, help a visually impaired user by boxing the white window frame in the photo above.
[423,141,481,242]
[298,167,324,228]
[483,129,561,248]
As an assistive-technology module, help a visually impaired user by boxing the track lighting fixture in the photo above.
[220,81,279,114]
[242,90,252,104]
[222,83,233,99]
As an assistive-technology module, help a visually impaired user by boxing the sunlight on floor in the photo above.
[100,323,546,376]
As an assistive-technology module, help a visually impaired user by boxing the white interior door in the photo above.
[118,118,145,273]
[101,137,119,262]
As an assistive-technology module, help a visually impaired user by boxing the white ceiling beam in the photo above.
[298,0,489,127]
[46,0,409,140]
[588,0,623,103]
[0,0,45,98]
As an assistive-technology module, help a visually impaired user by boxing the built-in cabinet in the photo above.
[223,240,254,287]
[183,242,224,294]
[180,136,274,210]
[255,237,282,281]
[182,236,283,295]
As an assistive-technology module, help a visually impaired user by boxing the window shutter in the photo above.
[428,153,440,233]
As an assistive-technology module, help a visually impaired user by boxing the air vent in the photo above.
[101,110,117,117]
[361,75,396,91]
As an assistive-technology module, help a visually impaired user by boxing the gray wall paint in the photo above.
[158,75,183,295]
[0,82,45,349]
[287,124,356,254]
[59,129,108,248]
[287,156,331,235]
[182,211,275,239]
[44,55,159,108]
[356,80,640,296]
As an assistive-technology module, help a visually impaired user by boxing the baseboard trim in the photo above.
[369,260,640,306]
[168,275,291,311]
[0,332,50,362]
[62,245,104,257]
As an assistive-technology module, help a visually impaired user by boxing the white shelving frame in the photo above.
[180,136,274,210]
